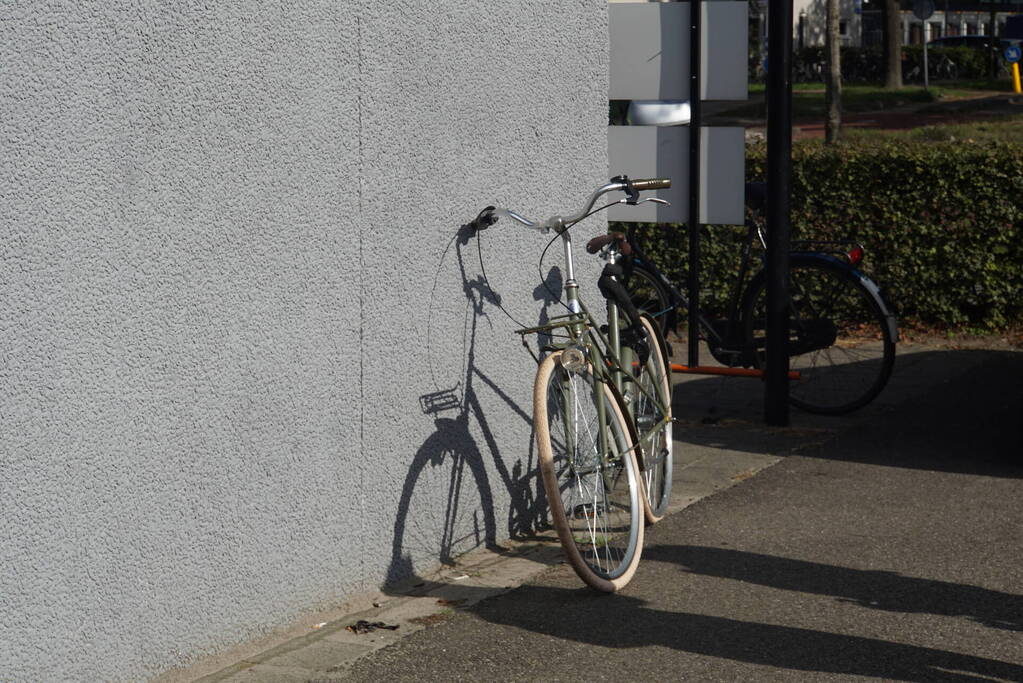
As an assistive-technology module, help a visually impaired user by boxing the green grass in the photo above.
[732,85,942,119]
[750,83,853,93]
[839,85,944,113]
[749,78,1011,94]
[937,78,1015,93]
[840,114,1023,145]
[738,80,1016,120]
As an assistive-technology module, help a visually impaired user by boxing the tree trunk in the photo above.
[885,0,903,88]
[990,10,999,79]
[825,0,842,143]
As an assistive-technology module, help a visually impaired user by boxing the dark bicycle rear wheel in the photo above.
[625,264,675,337]
[743,257,896,415]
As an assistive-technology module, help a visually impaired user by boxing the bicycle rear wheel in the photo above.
[534,351,643,592]
[743,257,896,415]
[621,314,674,523]
[625,264,675,337]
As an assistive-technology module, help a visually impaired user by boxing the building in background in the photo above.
[747,0,1021,48]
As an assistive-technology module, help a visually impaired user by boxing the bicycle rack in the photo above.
[670,364,801,380]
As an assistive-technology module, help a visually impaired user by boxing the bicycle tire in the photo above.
[387,418,497,585]
[625,264,675,337]
[742,256,896,415]
[534,351,643,592]
[620,314,674,523]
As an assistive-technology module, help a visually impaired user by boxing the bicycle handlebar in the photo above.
[468,175,671,234]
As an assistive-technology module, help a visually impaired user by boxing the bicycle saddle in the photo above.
[585,232,633,256]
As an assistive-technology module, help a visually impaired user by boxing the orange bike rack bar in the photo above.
[670,364,801,380]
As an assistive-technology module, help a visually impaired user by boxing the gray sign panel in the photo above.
[607,125,745,224]
[609,2,748,101]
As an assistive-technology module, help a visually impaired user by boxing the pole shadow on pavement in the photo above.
[670,348,1023,474]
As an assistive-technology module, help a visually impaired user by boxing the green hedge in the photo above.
[902,45,995,82]
[615,141,1023,331]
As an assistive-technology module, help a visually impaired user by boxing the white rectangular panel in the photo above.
[703,2,749,101]
[609,2,748,101]
[608,125,744,224]
[608,125,688,222]
[609,2,690,101]
[700,126,745,224]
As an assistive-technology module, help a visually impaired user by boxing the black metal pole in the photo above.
[687,0,702,369]
[765,0,792,426]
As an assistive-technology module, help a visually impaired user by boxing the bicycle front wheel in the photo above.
[621,314,674,523]
[743,257,896,415]
[534,351,643,592]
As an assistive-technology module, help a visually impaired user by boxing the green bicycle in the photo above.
[469,176,674,592]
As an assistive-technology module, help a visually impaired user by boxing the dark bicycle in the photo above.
[623,182,898,415]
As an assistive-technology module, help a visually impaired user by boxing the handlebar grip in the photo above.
[630,178,671,191]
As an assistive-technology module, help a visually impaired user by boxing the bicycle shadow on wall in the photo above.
[385,223,560,588]
[669,347,1023,477]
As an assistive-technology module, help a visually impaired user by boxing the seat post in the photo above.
[562,231,581,315]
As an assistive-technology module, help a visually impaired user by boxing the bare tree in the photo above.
[884,0,903,88]
[989,9,999,79]
[825,0,842,143]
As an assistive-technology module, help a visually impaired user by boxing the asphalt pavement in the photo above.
[183,341,1023,682]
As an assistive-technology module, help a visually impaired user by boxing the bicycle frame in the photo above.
[627,216,764,360]
[469,176,673,479]
[514,230,668,468]
[626,209,892,373]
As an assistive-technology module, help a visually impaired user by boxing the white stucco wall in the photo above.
[0,2,608,679]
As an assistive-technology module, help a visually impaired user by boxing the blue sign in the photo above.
[1006,45,1022,64]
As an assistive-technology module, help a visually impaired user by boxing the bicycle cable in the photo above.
[473,198,619,330]
[474,228,534,331]
[536,200,620,311]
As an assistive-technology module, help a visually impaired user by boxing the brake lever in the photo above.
[613,197,671,207]
[469,206,497,231]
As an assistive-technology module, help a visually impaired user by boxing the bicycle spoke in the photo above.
[538,357,641,585]
[747,259,895,414]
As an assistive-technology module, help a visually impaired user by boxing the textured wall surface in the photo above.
[0,2,608,680]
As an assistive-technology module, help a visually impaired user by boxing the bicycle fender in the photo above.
[790,253,899,344]
[603,374,644,472]
[853,270,899,344]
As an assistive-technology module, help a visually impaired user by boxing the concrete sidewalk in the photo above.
[170,340,1023,682]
